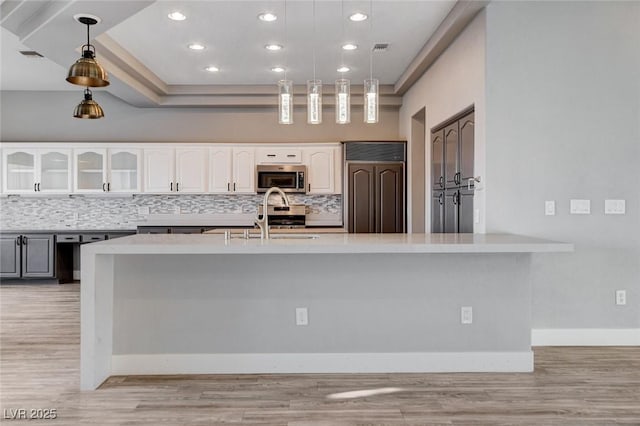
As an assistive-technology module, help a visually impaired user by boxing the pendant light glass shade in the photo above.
[335,79,350,124]
[73,88,104,119]
[307,79,322,124]
[364,78,379,124]
[278,79,294,124]
[66,16,109,88]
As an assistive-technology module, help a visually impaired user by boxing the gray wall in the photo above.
[485,1,640,328]
[0,91,399,143]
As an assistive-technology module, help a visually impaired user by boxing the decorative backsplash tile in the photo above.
[0,194,342,230]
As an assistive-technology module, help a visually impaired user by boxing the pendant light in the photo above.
[278,0,294,124]
[66,15,110,88]
[73,88,104,119]
[335,0,351,124]
[307,0,322,124]
[364,0,379,124]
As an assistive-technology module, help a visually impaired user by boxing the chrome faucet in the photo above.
[255,187,290,240]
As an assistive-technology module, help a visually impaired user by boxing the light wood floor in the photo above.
[1,284,639,425]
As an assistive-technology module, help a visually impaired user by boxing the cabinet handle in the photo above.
[22,236,27,245]
[34,183,37,192]
[286,154,296,158]
[454,172,461,185]
[308,183,311,192]
[227,183,230,191]
[439,176,444,188]
[16,236,21,246]
[102,183,106,192]
[267,154,276,157]
[170,182,173,191]
[176,183,179,192]
[452,192,458,205]
[107,182,110,192]
[38,183,41,191]
[438,193,444,205]
[233,183,236,191]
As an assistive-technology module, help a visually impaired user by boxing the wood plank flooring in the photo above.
[1,283,639,425]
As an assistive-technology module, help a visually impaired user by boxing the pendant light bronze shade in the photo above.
[73,88,104,119]
[66,16,109,88]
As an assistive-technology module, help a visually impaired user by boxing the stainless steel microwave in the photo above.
[256,165,307,193]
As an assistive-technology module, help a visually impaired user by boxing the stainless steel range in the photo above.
[257,204,306,228]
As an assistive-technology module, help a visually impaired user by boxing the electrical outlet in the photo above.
[461,306,473,324]
[605,199,625,215]
[545,201,556,216]
[570,199,590,215]
[616,290,626,306]
[295,307,308,326]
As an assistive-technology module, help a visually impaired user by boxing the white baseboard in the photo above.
[532,328,640,346]
[112,351,533,375]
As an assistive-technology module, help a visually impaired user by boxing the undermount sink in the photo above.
[269,234,320,240]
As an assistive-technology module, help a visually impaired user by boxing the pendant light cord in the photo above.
[312,0,316,82]
[284,0,288,81]
[340,0,345,76]
[369,0,373,80]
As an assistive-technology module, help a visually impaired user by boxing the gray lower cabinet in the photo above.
[1,234,55,279]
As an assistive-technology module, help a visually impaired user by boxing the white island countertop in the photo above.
[84,233,573,255]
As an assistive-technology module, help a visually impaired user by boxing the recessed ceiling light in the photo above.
[342,43,358,51]
[258,12,277,22]
[167,11,186,21]
[271,67,285,73]
[188,43,205,51]
[349,12,368,22]
[337,66,350,73]
[265,44,283,51]
[205,66,219,72]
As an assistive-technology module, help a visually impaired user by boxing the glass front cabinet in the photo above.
[2,148,72,194]
[73,148,141,193]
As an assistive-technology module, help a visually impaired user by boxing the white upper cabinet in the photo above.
[209,147,232,193]
[232,148,255,193]
[3,148,72,194]
[256,147,302,164]
[74,148,141,193]
[302,146,341,194]
[143,147,208,193]
[175,148,208,193]
[108,149,142,193]
[144,148,175,193]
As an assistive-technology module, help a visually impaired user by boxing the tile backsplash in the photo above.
[0,194,342,230]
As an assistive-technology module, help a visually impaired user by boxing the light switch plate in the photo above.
[545,201,556,216]
[605,199,625,215]
[295,308,308,326]
[616,290,626,305]
[570,199,591,215]
[461,306,473,324]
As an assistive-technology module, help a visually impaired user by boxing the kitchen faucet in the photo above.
[255,186,290,239]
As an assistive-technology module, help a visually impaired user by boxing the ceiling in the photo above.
[0,0,484,107]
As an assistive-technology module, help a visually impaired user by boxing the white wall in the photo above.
[485,1,640,329]
[399,10,486,233]
[0,91,399,143]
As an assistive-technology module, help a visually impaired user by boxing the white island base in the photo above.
[81,233,572,390]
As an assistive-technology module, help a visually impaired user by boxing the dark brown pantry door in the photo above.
[431,130,444,190]
[444,122,459,188]
[376,164,405,233]
[348,163,375,233]
[459,112,475,186]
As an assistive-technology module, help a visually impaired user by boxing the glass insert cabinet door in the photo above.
[39,150,71,193]
[3,150,36,193]
[109,149,141,192]
[74,149,107,192]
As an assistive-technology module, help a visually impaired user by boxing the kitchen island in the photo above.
[81,233,572,390]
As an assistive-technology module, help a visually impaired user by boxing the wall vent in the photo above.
[19,50,43,58]
[372,43,389,52]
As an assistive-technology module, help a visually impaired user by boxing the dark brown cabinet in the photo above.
[431,110,475,233]
[1,234,55,279]
[348,163,405,233]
